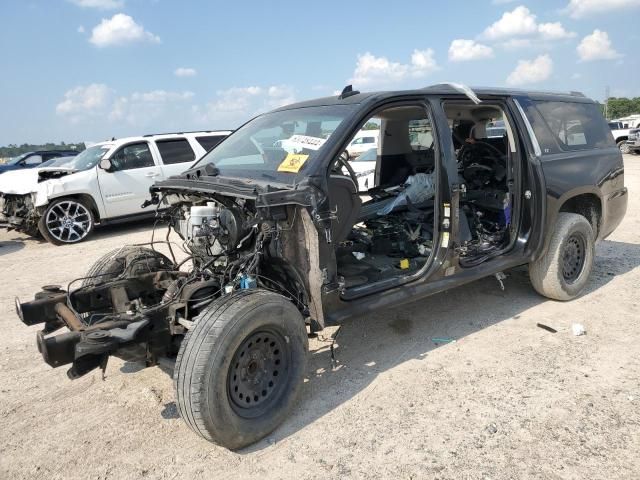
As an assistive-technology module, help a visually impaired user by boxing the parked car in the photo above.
[346,130,379,158]
[17,84,627,449]
[0,130,231,244]
[0,150,78,174]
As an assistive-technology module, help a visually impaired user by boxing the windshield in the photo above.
[52,145,110,171]
[194,105,356,183]
[7,153,32,165]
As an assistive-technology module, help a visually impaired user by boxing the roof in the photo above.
[95,130,233,144]
[273,83,592,112]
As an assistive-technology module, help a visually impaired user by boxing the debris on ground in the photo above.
[572,323,586,336]
[536,323,557,333]
[432,337,456,344]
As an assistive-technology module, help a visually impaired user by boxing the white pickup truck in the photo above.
[609,119,640,154]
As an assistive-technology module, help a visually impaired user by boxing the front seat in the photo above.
[328,174,361,244]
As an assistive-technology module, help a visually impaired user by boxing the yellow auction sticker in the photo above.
[277,153,309,173]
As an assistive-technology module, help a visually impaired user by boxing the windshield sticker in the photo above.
[277,153,309,173]
[280,135,326,152]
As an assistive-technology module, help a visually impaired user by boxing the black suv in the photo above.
[0,150,79,173]
[17,84,627,449]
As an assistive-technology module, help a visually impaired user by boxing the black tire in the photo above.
[38,197,95,245]
[617,140,630,155]
[174,289,308,450]
[79,247,174,322]
[529,212,595,301]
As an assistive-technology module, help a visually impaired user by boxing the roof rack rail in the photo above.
[142,130,232,138]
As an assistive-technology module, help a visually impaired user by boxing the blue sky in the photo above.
[1,0,639,145]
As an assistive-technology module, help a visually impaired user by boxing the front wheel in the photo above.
[174,290,308,449]
[38,198,94,245]
[529,213,595,301]
[617,140,631,155]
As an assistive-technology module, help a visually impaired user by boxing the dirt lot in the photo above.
[1,156,639,480]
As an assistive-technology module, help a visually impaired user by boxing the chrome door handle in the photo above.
[145,172,160,177]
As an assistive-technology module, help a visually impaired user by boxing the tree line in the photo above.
[0,142,86,159]
[603,97,640,120]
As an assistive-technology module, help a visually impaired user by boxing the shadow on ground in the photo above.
[0,240,25,256]
[238,238,640,452]
[100,238,640,451]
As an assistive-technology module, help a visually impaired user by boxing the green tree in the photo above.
[606,97,640,120]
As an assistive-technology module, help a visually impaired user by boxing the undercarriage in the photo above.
[17,191,313,380]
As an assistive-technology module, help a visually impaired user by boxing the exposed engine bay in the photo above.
[17,192,314,378]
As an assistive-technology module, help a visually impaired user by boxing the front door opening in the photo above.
[330,104,438,291]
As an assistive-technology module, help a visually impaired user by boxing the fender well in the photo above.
[559,193,602,238]
[45,194,101,222]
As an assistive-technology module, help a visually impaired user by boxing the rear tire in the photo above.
[174,289,308,450]
[529,213,595,301]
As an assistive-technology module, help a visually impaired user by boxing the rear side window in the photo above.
[196,135,226,152]
[156,138,195,165]
[528,101,615,154]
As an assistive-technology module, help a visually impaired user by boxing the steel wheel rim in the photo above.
[562,233,586,283]
[45,200,92,243]
[227,328,290,419]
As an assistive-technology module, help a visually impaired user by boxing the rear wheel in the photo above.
[174,290,308,449]
[529,213,595,301]
[38,198,94,245]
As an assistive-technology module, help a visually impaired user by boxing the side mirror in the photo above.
[99,159,112,171]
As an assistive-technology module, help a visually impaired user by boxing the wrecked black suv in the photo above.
[16,84,628,449]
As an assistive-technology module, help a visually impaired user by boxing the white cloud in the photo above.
[174,67,197,77]
[563,0,640,18]
[448,39,494,62]
[56,84,114,123]
[506,54,553,85]
[194,85,297,127]
[89,14,160,47]
[68,0,124,9]
[56,83,296,132]
[483,6,575,48]
[348,49,438,88]
[537,22,576,40]
[577,30,622,61]
[109,90,195,125]
[483,6,538,39]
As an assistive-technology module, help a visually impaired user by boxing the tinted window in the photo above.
[196,135,226,152]
[530,101,615,153]
[156,138,195,165]
[110,143,154,171]
[24,154,42,165]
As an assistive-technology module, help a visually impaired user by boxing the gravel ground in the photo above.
[0,156,638,480]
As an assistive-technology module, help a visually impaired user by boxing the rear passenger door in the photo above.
[97,141,163,218]
[154,137,197,177]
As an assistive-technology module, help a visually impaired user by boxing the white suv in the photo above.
[0,130,231,245]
